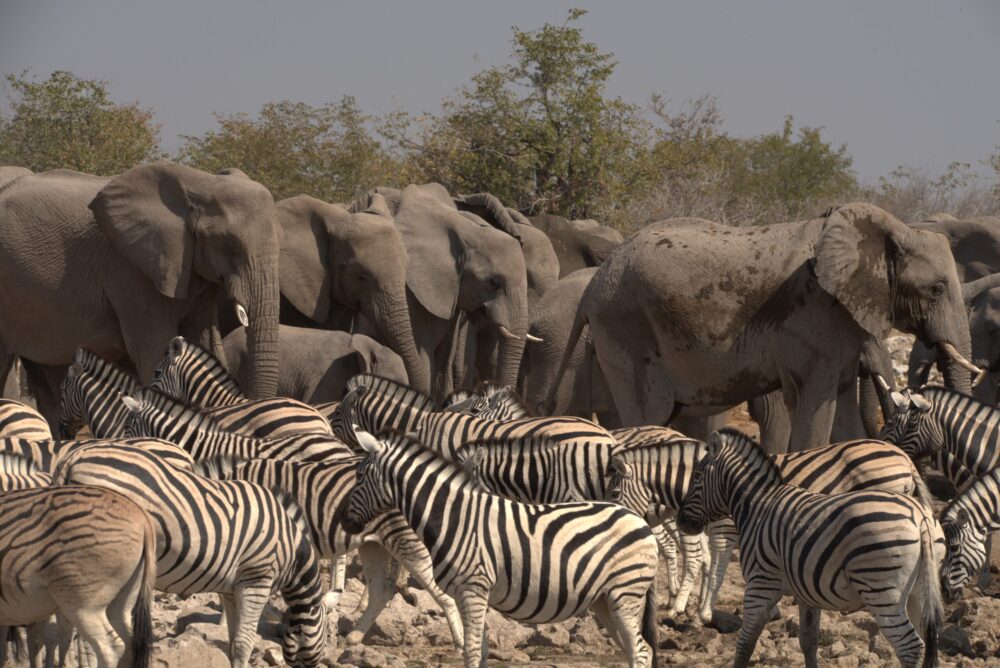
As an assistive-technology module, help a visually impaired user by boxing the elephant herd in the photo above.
[1,160,997,452]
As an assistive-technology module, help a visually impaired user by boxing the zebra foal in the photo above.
[677,428,943,668]
[343,431,659,668]
[938,467,1000,601]
[0,485,155,668]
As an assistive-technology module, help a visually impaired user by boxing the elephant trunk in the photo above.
[492,300,528,388]
[230,265,280,398]
[371,292,429,394]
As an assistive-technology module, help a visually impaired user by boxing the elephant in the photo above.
[275,193,429,393]
[0,166,32,191]
[223,325,407,404]
[911,216,1000,281]
[909,273,1000,404]
[352,184,530,401]
[551,203,978,450]
[0,161,281,426]
[529,214,624,277]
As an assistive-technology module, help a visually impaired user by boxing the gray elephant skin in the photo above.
[0,161,282,423]
[553,202,975,450]
[530,214,624,277]
[223,325,407,404]
[276,193,429,394]
[354,184,530,400]
[912,216,1000,281]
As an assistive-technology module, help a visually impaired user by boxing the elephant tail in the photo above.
[543,301,589,416]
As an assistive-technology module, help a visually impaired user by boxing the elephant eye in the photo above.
[489,276,503,290]
[929,282,946,298]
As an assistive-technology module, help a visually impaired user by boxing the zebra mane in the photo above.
[347,373,436,413]
[617,436,707,458]
[153,336,243,396]
[194,453,248,479]
[386,431,484,487]
[940,467,1000,531]
[919,384,984,407]
[132,386,228,430]
[712,428,780,472]
[72,348,140,391]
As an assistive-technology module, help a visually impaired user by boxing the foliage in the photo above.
[383,9,658,222]
[177,97,407,203]
[0,70,162,174]
[858,161,1000,222]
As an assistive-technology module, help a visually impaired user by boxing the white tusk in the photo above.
[525,333,544,343]
[873,374,891,392]
[497,325,523,342]
[938,341,988,388]
[235,303,249,328]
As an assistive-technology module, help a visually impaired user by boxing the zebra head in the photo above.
[343,431,396,533]
[57,363,87,439]
[940,508,986,603]
[678,430,755,535]
[880,390,940,457]
[605,453,651,518]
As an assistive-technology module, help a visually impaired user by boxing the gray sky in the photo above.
[1,0,998,181]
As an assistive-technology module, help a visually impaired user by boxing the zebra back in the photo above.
[345,374,436,437]
[0,399,50,440]
[0,436,195,473]
[0,451,51,490]
[150,336,245,408]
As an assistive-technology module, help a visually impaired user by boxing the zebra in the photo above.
[121,387,355,463]
[938,466,1000,602]
[0,485,156,668]
[443,382,531,420]
[149,335,244,407]
[0,399,50,440]
[197,455,465,648]
[343,431,659,668]
[0,436,195,473]
[607,435,932,623]
[676,428,944,668]
[52,442,327,668]
[341,374,436,443]
[0,451,52,490]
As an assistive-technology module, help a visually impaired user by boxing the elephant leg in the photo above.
[0,352,16,400]
[591,326,675,427]
[748,390,791,454]
[19,360,66,430]
[672,412,726,440]
[105,279,185,386]
[784,373,839,451]
[830,381,865,442]
[858,376,882,438]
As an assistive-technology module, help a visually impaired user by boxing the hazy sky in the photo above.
[1,0,998,180]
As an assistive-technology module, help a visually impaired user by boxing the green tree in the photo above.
[0,70,162,174]
[177,97,404,203]
[385,9,656,221]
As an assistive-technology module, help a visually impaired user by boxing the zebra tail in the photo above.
[642,582,658,666]
[919,517,943,668]
[131,515,157,668]
[909,461,935,512]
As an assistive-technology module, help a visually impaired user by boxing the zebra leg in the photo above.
[670,530,704,617]
[797,605,821,668]
[734,583,782,668]
[694,531,713,625]
[605,592,652,668]
[652,522,680,597]
[454,587,490,668]
[863,597,924,668]
[388,555,464,649]
[347,543,396,645]
[589,596,625,648]
[322,556,348,612]
[392,560,416,606]
[705,520,738,623]
[57,608,119,668]
[25,622,45,668]
[228,584,271,668]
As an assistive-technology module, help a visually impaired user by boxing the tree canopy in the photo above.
[0,70,162,174]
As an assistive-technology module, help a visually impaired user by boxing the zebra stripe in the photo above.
[343,374,436,441]
[123,387,354,463]
[0,399,50,440]
[0,485,155,667]
[939,467,1000,602]
[676,428,944,668]
[0,436,195,473]
[52,443,326,667]
[70,346,333,439]
[197,455,464,648]
[0,451,52,490]
[343,432,659,668]
[443,383,531,421]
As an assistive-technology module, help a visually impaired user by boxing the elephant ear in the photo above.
[455,193,523,243]
[813,204,897,339]
[394,185,460,320]
[276,195,335,322]
[89,162,197,299]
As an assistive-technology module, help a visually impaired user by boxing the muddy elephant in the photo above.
[352,184,530,400]
[275,193,428,393]
[530,214,623,277]
[0,161,281,425]
[223,325,406,404]
[553,203,978,450]
[910,273,1000,404]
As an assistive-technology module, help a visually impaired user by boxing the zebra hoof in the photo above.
[346,630,366,645]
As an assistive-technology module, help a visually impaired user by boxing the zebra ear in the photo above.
[910,393,932,412]
[890,391,909,410]
[168,336,186,363]
[954,508,970,530]
[120,395,142,413]
[66,362,84,379]
[706,431,723,458]
[461,447,486,471]
[609,455,629,476]
[355,430,384,454]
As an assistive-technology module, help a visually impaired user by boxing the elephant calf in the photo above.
[223,325,408,404]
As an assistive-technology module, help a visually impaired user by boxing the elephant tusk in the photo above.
[235,303,249,328]
[873,374,891,392]
[938,341,988,388]
[525,333,544,344]
[497,325,523,342]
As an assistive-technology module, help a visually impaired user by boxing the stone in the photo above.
[151,634,230,668]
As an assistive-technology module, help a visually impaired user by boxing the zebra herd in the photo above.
[1,337,1000,667]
